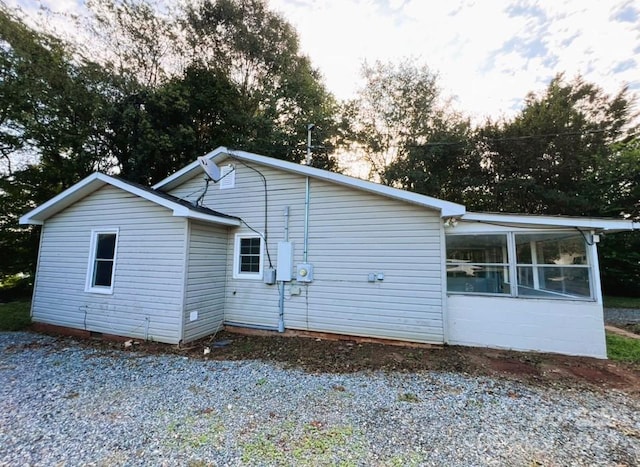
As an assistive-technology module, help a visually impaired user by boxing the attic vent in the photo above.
[220,165,235,189]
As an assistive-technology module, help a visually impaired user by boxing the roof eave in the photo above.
[462,212,639,231]
[172,206,240,226]
[19,173,108,225]
[20,171,240,227]
[152,147,466,217]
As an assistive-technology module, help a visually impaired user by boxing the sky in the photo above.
[12,0,640,123]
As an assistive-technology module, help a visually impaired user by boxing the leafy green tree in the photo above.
[477,74,635,216]
[0,5,112,281]
[597,138,640,296]
[180,0,339,168]
[343,60,471,183]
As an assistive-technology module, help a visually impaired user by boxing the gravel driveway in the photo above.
[1,332,639,466]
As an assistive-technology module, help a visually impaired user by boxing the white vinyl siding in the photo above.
[31,185,187,344]
[296,178,443,343]
[170,163,302,330]
[169,162,444,343]
[183,222,228,342]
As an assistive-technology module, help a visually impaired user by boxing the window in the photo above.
[515,233,590,299]
[86,229,118,294]
[446,234,511,295]
[446,232,592,300]
[233,234,263,279]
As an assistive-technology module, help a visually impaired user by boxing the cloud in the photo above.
[270,0,640,122]
[11,0,640,122]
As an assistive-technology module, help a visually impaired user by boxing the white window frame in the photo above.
[233,233,264,280]
[446,230,594,301]
[85,228,119,294]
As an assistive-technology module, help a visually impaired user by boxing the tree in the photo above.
[383,114,486,207]
[86,0,179,88]
[180,0,339,168]
[477,74,636,216]
[343,60,466,182]
[0,5,112,281]
[597,137,640,296]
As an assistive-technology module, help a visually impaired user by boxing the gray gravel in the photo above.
[1,332,639,466]
[605,308,640,326]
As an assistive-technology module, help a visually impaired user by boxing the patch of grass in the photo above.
[240,421,363,466]
[0,301,31,331]
[604,296,640,309]
[397,392,421,403]
[606,333,640,363]
[241,436,285,464]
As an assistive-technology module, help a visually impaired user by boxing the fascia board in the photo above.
[20,171,239,227]
[152,147,466,217]
[463,212,639,231]
[223,149,466,217]
[180,210,240,226]
[19,173,107,225]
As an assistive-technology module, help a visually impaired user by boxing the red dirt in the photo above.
[26,328,640,398]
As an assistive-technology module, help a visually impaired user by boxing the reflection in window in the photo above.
[446,232,593,300]
[446,235,510,295]
[515,233,590,299]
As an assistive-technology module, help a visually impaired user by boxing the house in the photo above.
[20,147,640,358]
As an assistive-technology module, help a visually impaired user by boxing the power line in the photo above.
[318,128,637,151]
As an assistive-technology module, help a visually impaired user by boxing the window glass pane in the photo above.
[446,234,507,264]
[240,237,261,255]
[515,233,587,265]
[518,266,590,298]
[93,260,114,286]
[447,265,511,294]
[96,234,117,260]
[238,237,261,274]
[446,235,509,295]
[240,255,260,273]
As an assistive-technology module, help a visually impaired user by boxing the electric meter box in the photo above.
[296,263,314,282]
[276,242,294,282]
[263,268,276,285]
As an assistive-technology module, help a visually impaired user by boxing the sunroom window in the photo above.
[446,232,593,300]
[446,234,511,295]
[515,233,590,299]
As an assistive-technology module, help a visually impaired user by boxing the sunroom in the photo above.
[446,231,593,300]
[443,212,633,358]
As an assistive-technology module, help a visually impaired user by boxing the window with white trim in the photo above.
[86,229,118,294]
[446,232,592,300]
[446,234,511,295]
[515,233,590,298]
[233,234,263,279]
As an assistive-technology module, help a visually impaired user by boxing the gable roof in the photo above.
[152,146,467,218]
[152,147,640,232]
[19,172,241,227]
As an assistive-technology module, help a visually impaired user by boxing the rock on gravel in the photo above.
[1,332,639,466]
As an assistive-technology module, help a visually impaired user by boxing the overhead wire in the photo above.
[227,154,274,269]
